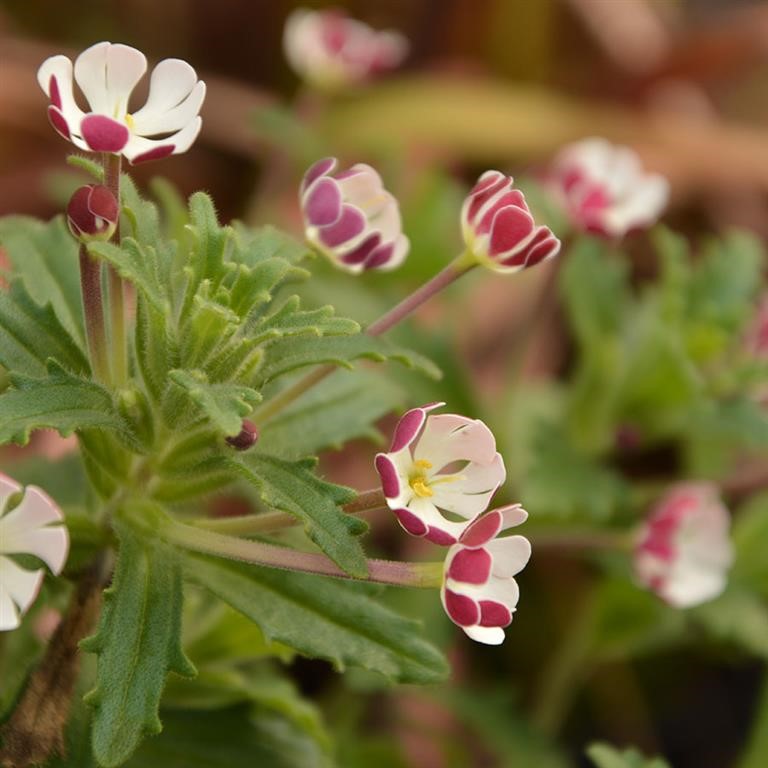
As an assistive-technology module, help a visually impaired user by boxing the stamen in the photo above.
[414,459,433,469]
[411,478,434,498]
[125,113,135,131]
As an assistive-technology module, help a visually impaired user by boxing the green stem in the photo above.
[103,152,127,385]
[79,245,110,383]
[252,254,475,423]
[164,518,442,588]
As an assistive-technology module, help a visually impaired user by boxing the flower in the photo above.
[67,184,119,241]
[300,157,409,273]
[634,483,733,608]
[549,138,669,238]
[0,474,69,632]
[461,171,561,273]
[37,41,205,164]
[284,8,407,90]
[225,419,259,451]
[441,504,531,645]
[375,403,506,545]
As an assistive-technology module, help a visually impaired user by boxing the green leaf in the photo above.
[232,224,313,267]
[169,369,261,435]
[255,333,441,387]
[227,452,368,577]
[249,297,360,345]
[182,552,449,684]
[587,743,671,768]
[186,192,230,287]
[0,279,88,377]
[0,215,85,346]
[0,363,131,447]
[82,521,196,768]
[259,369,404,458]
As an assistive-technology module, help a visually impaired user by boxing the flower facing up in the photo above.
[375,403,506,545]
[284,8,407,90]
[0,474,69,632]
[549,138,669,238]
[300,157,409,274]
[461,171,561,273]
[37,41,205,164]
[441,504,531,645]
[67,184,119,242]
[634,483,733,608]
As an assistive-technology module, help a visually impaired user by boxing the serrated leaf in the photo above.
[83,521,196,768]
[0,215,85,346]
[187,192,230,286]
[120,173,161,245]
[0,279,88,377]
[587,743,671,768]
[248,297,360,345]
[259,369,403,458]
[255,333,440,387]
[182,553,449,684]
[169,369,261,435]
[226,452,368,577]
[0,364,131,447]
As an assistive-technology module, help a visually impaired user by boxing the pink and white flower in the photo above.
[549,138,669,238]
[37,41,205,164]
[284,8,407,90]
[634,483,733,608]
[441,504,531,645]
[375,403,506,545]
[462,171,561,273]
[300,157,409,273]
[0,474,69,632]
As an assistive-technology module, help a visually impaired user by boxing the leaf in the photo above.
[181,552,449,684]
[254,333,441,387]
[259,369,404,458]
[249,297,360,345]
[82,521,196,768]
[0,215,85,346]
[186,192,230,287]
[0,279,88,377]
[169,369,261,435]
[232,224,313,267]
[587,743,671,768]
[227,452,368,577]
[0,363,131,447]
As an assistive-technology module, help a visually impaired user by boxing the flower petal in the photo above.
[0,556,44,630]
[81,114,130,152]
[462,624,505,645]
[414,414,499,468]
[303,177,343,227]
[122,117,202,164]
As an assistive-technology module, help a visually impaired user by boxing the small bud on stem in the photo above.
[225,419,259,451]
[66,185,118,242]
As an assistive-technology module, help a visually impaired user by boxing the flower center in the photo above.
[125,113,135,132]
[409,459,434,498]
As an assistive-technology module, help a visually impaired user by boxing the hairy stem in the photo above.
[79,245,110,383]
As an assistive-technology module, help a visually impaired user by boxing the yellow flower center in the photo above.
[125,113,135,131]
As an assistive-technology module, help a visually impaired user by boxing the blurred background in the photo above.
[4,1,768,767]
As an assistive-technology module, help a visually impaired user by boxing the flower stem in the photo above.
[79,244,110,383]
[164,518,443,587]
[103,152,127,385]
[252,255,475,423]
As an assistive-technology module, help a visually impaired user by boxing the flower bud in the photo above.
[225,419,259,451]
[67,184,119,242]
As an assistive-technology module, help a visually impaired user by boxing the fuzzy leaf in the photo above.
[169,369,261,435]
[0,279,88,377]
[248,297,360,345]
[0,215,85,346]
[182,553,450,684]
[0,364,131,446]
[226,452,368,577]
[83,522,196,768]
[233,224,313,267]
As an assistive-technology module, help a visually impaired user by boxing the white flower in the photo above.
[300,157,409,273]
[0,473,69,632]
[634,483,733,608]
[38,41,205,164]
[284,8,407,90]
[375,403,506,545]
[441,504,531,645]
[549,138,669,238]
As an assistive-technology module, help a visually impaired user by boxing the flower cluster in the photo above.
[376,404,529,645]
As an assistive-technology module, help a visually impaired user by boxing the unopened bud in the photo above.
[67,184,118,242]
[225,419,259,451]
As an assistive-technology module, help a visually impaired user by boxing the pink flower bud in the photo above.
[461,171,560,274]
[300,157,409,274]
[67,184,119,242]
[548,138,669,238]
[225,419,259,451]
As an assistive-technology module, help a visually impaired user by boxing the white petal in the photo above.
[0,473,21,516]
[37,54,86,129]
[0,555,44,630]
[415,414,499,469]
[122,117,202,163]
[404,497,468,540]
[462,624,505,645]
[486,535,532,578]
[0,587,20,631]
[337,165,385,212]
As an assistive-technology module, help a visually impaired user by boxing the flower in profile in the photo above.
[37,41,205,164]
[284,8,407,90]
[441,504,531,645]
[0,474,69,632]
[461,171,561,273]
[375,403,506,545]
[549,138,669,238]
[300,157,409,273]
[67,184,119,242]
[634,483,733,608]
